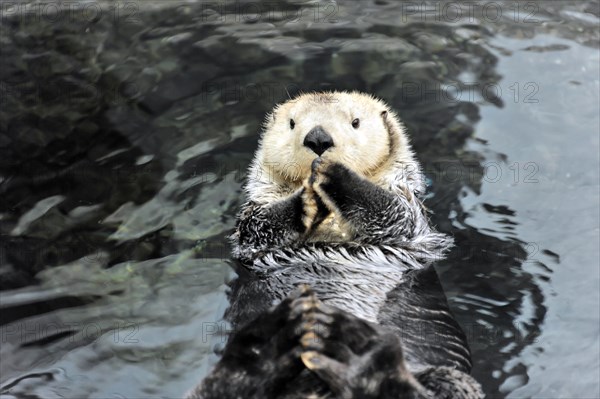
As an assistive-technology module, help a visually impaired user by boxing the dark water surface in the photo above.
[1,1,598,398]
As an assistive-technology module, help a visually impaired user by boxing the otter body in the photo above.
[188,92,483,399]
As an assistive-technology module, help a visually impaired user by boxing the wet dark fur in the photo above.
[187,157,483,399]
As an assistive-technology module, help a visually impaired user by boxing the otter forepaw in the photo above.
[309,157,324,185]
[302,177,331,232]
[301,180,319,230]
[309,158,349,214]
[309,156,338,186]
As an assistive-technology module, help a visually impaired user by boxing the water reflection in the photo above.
[1,0,598,397]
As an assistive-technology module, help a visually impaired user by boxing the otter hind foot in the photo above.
[290,288,430,399]
[192,286,435,399]
[191,286,314,399]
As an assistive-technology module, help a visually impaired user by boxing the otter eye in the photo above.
[290,119,295,130]
[352,118,360,129]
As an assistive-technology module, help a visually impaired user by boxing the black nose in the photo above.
[303,126,334,156]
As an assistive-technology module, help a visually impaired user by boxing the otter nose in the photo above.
[303,126,334,156]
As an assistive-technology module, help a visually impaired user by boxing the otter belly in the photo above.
[244,245,417,324]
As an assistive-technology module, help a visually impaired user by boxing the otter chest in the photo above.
[306,212,353,243]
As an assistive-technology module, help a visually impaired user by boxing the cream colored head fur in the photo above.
[246,91,425,203]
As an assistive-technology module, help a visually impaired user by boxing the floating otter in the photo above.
[187,92,484,398]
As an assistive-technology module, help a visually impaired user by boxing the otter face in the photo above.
[259,92,396,183]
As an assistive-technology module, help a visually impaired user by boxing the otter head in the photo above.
[248,91,424,202]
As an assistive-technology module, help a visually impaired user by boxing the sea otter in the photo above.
[187,92,484,398]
